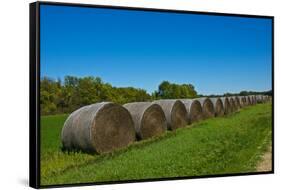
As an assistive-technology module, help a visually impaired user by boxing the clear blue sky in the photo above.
[40,4,272,95]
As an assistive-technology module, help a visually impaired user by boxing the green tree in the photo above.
[155,81,198,99]
[40,76,199,115]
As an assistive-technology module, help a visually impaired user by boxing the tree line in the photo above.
[203,90,272,98]
[40,76,198,115]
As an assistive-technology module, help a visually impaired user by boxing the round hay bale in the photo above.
[179,99,203,124]
[266,95,271,102]
[247,96,252,105]
[256,95,261,103]
[209,98,224,117]
[123,102,167,140]
[244,96,250,105]
[220,97,231,114]
[264,95,268,102]
[256,95,264,103]
[234,96,241,108]
[253,95,257,104]
[61,102,136,154]
[262,95,267,103]
[195,98,215,119]
[249,95,256,105]
[238,96,246,107]
[231,96,240,109]
[255,95,259,103]
[153,99,187,130]
[243,96,247,106]
[229,97,237,111]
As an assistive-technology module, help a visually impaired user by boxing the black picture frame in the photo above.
[29,1,274,188]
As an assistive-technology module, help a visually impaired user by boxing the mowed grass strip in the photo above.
[40,103,272,186]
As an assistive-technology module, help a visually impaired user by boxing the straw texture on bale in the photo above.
[256,95,264,103]
[266,95,271,102]
[255,96,258,104]
[249,95,255,105]
[263,95,267,102]
[229,97,237,112]
[196,98,215,119]
[262,95,268,103]
[259,95,262,102]
[61,102,135,154]
[209,98,224,117]
[235,96,241,108]
[242,97,247,105]
[244,96,250,105]
[179,99,203,124]
[231,96,240,109]
[252,96,257,104]
[266,95,272,102]
[220,97,231,114]
[123,102,167,140]
[238,96,246,107]
[153,100,187,130]
[247,96,252,105]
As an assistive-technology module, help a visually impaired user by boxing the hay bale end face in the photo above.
[123,102,167,140]
[153,100,187,130]
[209,98,224,117]
[220,97,231,114]
[61,102,136,154]
[180,99,203,124]
[195,98,215,119]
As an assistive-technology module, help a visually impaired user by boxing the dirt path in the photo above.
[256,144,272,172]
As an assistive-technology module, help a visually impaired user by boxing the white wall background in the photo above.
[0,0,279,189]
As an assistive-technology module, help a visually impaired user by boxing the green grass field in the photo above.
[40,103,272,186]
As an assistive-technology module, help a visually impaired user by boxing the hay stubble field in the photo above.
[40,103,272,186]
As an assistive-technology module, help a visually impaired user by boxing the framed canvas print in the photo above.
[29,1,274,188]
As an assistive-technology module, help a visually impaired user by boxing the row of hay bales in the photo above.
[61,95,271,154]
